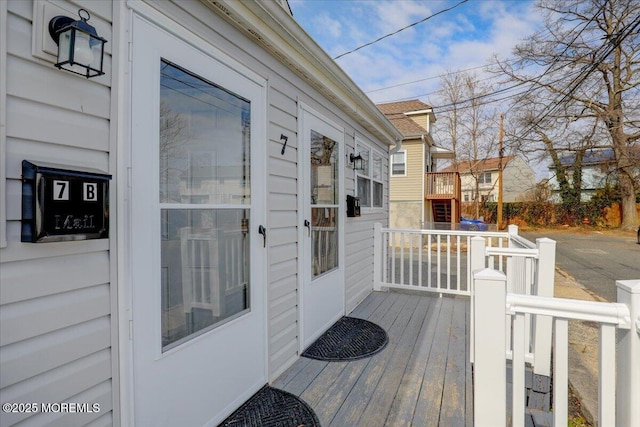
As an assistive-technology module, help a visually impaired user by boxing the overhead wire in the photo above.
[333,0,469,60]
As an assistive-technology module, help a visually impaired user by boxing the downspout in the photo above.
[389,137,402,229]
[390,137,402,155]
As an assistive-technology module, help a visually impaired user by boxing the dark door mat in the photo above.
[302,316,388,361]
[218,385,320,427]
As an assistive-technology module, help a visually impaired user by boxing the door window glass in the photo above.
[159,60,251,351]
[310,130,338,277]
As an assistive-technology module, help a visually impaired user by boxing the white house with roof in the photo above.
[441,155,536,204]
[547,148,640,202]
[0,1,402,425]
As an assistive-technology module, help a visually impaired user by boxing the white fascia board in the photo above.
[207,0,402,145]
[405,108,436,124]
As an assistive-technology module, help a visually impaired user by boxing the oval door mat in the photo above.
[302,316,388,361]
[218,385,319,427]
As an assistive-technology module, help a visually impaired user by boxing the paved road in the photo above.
[522,230,640,302]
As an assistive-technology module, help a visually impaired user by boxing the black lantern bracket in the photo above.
[350,152,364,171]
[48,8,107,78]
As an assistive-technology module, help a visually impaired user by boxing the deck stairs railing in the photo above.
[474,270,640,427]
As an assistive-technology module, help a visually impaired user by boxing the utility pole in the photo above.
[497,113,504,230]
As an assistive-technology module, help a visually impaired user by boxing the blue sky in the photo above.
[288,0,543,105]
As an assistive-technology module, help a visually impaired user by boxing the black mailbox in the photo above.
[22,161,111,243]
[346,195,361,217]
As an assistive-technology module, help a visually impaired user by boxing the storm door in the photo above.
[130,17,266,426]
[300,106,345,348]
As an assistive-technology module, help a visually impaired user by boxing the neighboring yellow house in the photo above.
[377,100,455,229]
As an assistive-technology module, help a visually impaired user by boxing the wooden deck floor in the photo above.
[272,291,472,427]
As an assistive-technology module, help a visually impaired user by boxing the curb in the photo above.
[554,267,600,426]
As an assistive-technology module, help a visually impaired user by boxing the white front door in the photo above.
[130,17,266,426]
[300,106,345,348]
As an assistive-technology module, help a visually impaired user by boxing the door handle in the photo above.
[258,225,266,248]
[304,220,310,237]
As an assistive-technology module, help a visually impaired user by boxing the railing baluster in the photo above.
[456,235,461,291]
[400,233,405,285]
[382,230,388,284]
[512,312,526,427]
[437,234,442,291]
[427,232,432,288]
[391,232,396,285]
[409,234,414,287]
[600,323,616,426]
[553,318,569,426]
[418,232,423,287]
[446,235,451,291]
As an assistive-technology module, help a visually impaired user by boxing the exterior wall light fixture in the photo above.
[48,9,106,78]
[350,153,364,171]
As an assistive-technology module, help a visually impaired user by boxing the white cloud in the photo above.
[313,13,342,39]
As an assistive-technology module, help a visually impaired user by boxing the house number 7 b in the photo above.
[53,180,70,201]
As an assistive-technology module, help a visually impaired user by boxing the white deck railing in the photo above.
[373,223,513,296]
[373,223,555,376]
[474,269,640,427]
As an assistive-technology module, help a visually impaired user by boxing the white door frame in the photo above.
[119,7,268,426]
[297,102,346,351]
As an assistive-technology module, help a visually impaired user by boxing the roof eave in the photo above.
[206,0,403,145]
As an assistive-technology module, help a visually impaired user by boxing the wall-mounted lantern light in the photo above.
[350,153,364,171]
[48,9,106,78]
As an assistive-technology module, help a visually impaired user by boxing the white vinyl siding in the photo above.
[0,2,115,426]
[1,1,7,248]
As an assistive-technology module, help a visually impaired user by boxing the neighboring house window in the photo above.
[464,194,469,202]
[478,172,492,184]
[356,142,384,208]
[391,150,406,176]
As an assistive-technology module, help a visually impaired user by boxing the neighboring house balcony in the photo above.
[425,172,461,224]
[424,172,461,200]
[275,225,640,427]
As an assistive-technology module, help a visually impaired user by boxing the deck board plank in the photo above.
[273,291,472,427]
[386,297,443,427]
[465,298,473,427]
[358,296,434,426]
[328,294,416,427]
[411,297,455,427]
[439,297,468,426]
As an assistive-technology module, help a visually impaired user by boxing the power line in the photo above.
[334,0,469,60]
[365,62,496,94]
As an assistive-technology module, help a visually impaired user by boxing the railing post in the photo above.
[532,237,556,377]
[508,224,519,238]
[373,223,382,291]
[616,279,640,427]
[473,268,507,427]
[469,236,486,364]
